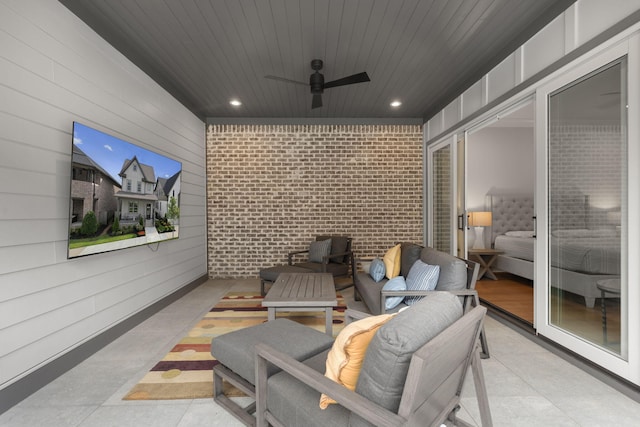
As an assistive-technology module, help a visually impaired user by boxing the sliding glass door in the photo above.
[536,41,635,378]
[428,137,457,254]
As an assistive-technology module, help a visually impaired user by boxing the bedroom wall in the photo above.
[0,0,207,395]
[466,127,535,211]
[206,124,423,277]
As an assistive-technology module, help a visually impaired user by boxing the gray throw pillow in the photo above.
[309,238,331,263]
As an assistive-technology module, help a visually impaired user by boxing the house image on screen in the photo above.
[70,144,120,226]
[155,170,181,221]
[115,156,158,225]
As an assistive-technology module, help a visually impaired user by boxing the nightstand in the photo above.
[468,248,503,280]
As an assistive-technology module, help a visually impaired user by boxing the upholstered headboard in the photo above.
[487,195,534,243]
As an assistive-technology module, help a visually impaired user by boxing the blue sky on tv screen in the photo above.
[73,122,181,184]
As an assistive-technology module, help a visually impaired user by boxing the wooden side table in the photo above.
[468,248,503,280]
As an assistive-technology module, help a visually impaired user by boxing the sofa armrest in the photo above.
[254,343,405,427]
[379,289,479,315]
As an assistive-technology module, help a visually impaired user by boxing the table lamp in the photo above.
[468,211,492,249]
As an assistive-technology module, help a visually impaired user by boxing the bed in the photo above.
[488,194,620,308]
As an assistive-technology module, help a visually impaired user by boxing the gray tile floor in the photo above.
[1,278,640,426]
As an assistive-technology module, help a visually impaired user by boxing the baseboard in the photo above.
[0,274,208,415]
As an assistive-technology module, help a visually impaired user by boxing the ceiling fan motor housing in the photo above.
[310,71,324,94]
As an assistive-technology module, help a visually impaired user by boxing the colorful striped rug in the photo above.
[123,291,346,400]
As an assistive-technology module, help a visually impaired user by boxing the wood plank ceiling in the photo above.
[59,0,576,121]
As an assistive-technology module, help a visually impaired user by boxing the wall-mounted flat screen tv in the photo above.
[68,122,182,259]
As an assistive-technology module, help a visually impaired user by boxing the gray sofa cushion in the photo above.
[267,350,351,427]
[211,318,334,383]
[420,247,467,291]
[400,242,423,277]
[353,292,463,422]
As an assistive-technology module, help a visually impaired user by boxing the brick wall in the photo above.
[206,124,423,278]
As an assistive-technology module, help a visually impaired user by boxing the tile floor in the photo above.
[1,278,640,426]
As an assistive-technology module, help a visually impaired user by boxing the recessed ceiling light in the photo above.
[230,99,242,107]
[390,100,402,108]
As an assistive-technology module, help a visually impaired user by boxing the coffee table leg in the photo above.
[325,307,332,336]
[268,307,276,322]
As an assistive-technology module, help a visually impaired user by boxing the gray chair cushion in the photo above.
[211,318,334,383]
[353,292,463,420]
[420,247,467,291]
[317,235,350,263]
[267,350,351,427]
[400,242,423,277]
[309,238,332,262]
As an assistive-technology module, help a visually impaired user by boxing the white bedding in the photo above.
[494,235,534,261]
[494,232,620,275]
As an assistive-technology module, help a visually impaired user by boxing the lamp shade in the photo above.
[468,211,492,227]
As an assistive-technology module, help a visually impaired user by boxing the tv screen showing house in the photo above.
[68,122,182,259]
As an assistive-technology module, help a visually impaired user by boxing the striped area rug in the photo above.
[123,291,346,400]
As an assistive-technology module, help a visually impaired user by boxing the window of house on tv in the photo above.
[68,122,182,258]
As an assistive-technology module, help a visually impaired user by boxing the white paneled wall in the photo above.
[0,0,207,389]
[426,0,640,140]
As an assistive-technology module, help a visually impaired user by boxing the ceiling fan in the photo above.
[265,59,370,109]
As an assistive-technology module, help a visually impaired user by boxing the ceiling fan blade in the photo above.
[324,72,370,89]
[264,75,308,86]
[311,94,322,109]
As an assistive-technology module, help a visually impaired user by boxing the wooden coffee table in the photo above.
[261,272,337,335]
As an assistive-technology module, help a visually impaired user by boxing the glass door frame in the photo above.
[426,134,460,255]
[535,38,639,381]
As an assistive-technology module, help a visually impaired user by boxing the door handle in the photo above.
[532,216,537,238]
[457,214,464,230]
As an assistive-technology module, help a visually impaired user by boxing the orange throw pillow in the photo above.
[383,244,401,279]
[319,314,395,409]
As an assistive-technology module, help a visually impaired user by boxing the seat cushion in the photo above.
[420,247,467,291]
[260,265,313,282]
[353,292,463,417]
[267,351,351,427]
[211,318,334,384]
[295,262,349,277]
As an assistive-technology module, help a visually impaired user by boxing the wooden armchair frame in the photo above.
[287,236,355,289]
[255,306,492,427]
